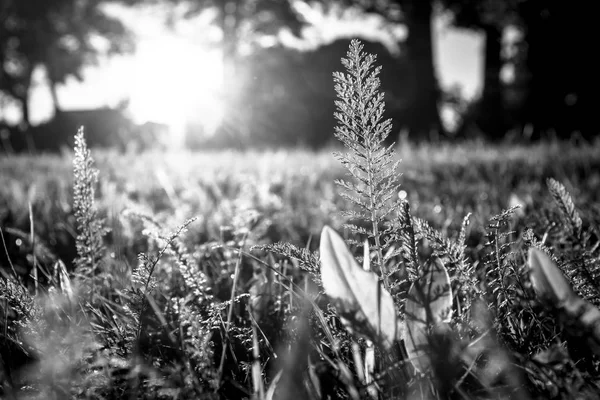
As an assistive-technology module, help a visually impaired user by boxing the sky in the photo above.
[1,3,483,136]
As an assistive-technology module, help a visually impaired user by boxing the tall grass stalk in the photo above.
[72,127,107,303]
[332,39,402,290]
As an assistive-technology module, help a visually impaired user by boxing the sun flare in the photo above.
[126,37,225,145]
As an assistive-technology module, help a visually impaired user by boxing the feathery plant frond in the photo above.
[413,218,462,265]
[547,178,583,240]
[332,39,401,289]
[129,217,198,341]
[0,276,35,338]
[523,182,600,396]
[413,213,479,310]
[169,239,215,387]
[486,205,519,269]
[483,206,530,349]
[457,213,471,252]
[485,206,520,290]
[397,201,419,283]
[73,127,108,302]
[453,213,480,317]
[544,179,600,307]
[523,228,555,258]
[252,242,320,283]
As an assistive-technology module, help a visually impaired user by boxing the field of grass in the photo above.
[2,39,600,399]
[1,138,600,399]
[3,140,599,262]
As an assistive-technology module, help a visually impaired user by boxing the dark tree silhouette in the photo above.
[516,0,599,139]
[342,0,444,140]
[401,0,444,139]
[0,0,135,129]
[188,38,407,149]
[440,0,517,139]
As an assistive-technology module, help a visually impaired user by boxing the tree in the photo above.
[401,0,444,139]
[343,0,444,140]
[171,0,304,87]
[167,0,306,141]
[220,37,407,149]
[516,0,599,139]
[440,0,517,138]
[0,0,135,128]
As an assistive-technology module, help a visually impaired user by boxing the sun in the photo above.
[126,36,225,146]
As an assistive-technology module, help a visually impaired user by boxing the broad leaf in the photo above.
[528,247,574,305]
[404,257,453,373]
[319,226,397,349]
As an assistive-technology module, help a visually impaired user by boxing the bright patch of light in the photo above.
[126,37,225,145]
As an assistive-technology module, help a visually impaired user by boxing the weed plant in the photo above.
[0,40,599,399]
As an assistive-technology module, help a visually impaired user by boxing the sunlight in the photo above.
[126,37,225,146]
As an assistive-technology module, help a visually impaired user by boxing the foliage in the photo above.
[1,40,600,399]
[0,0,135,123]
[332,39,402,289]
[72,127,108,302]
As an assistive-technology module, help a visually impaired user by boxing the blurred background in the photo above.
[0,0,597,152]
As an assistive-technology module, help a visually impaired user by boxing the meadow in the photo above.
[2,41,600,399]
[2,140,599,269]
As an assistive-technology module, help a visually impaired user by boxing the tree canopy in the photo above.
[0,0,135,126]
[1,0,598,151]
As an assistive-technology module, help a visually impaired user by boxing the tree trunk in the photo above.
[216,0,245,141]
[19,94,30,129]
[517,1,598,139]
[44,61,62,115]
[520,0,600,138]
[218,0,241,89]
[475,24,505,139]
[18,92,36,153]
[49,79,61,115]
[402,0,443,140]
[518,1,556,138]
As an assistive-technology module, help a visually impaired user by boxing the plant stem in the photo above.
[216,232,248,390]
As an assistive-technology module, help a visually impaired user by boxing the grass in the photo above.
[0,140,598,398]
[1,40,600,399]
[2,141,598,267]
